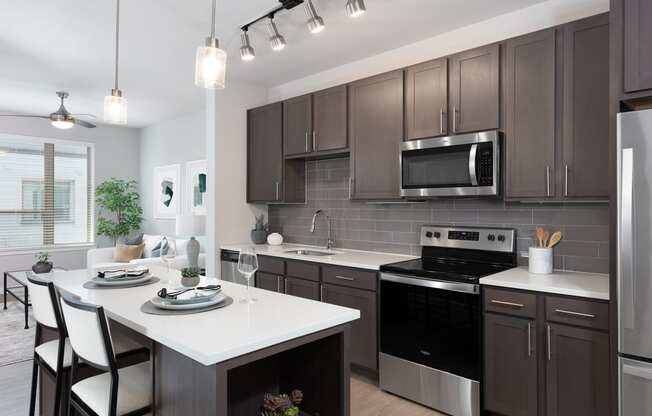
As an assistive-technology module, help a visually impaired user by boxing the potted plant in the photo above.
[251,214,269,245]
[261,390,303,416]
[32,252,53,274]
[180,267,201,287]
[96,178,143,246]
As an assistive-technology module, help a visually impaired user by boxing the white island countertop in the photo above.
[479,266,610,300]
[50,268,360,366]
[221,243,416,270]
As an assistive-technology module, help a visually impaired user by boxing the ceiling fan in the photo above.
[0,91,97,129]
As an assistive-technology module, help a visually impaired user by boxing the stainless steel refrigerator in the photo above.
[618,109,652,415]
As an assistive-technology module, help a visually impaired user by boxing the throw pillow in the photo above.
[121,233,144,246]
[151,237,169,258]
[112,243,145,263]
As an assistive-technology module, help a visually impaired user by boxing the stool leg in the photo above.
[53,368,63,416]
[28,360,38,416]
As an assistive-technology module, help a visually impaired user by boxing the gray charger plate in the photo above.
[83,277,160,289]
[140,296,233,315]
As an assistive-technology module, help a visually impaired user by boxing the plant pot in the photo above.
[32,261,53,274]
[251,229,268,245]
[181,276,200,287]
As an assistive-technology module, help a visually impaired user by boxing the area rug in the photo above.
[0,294,35,367]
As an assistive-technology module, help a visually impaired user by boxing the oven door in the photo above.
[400,131,499,197]
[379,273,481,381]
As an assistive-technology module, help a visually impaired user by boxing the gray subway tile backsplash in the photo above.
[268,157,610,273]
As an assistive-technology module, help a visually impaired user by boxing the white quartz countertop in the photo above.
[220,243,416,270]
[479,266,610,300]
[49,267,360,366]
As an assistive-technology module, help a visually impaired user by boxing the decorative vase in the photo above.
[181,276,200,287]
[267,233,283,246]
[32,261,53,274]
[251,229,268,245]
[186,237,200,269]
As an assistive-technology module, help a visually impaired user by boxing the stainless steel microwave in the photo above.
[400,130,500,198]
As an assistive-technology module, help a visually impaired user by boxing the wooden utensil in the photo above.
[535,227,545,247]
[542,230,550,248]
[547,231,562,248]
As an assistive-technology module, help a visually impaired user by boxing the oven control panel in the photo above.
[420,225,515,253]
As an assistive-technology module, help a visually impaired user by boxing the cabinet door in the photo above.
[624,0,652,93]
[504,29,558,199]
[449,44,500,134]
[284,277,320,301]
[247,103,283,202]
[255,271,282,293]
[313,85,348,152]
[322,283,377,370]
[349,70,404,200]
[484,313,538,416]
[546,323,610,416]
[562,14,609,198]
[405,58,448,140]
[283,94,312,156]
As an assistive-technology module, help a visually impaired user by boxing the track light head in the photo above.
[267,17,286,51]
[240,30,255,61]
[346,0,366,18]
[305,0,325,34]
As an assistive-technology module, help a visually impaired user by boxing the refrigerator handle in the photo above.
[621,148,635,329]
[623,362,652,381]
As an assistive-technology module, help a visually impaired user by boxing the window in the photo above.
[0,134,94,250]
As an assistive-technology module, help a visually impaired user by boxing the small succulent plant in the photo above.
[180,267,200,278]
[254,214,267,231]
[261,390,303,416]
[35,252,50,263]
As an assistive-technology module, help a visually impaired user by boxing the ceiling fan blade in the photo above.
[73,118,96,129]
[0,114,50,119]
[70,113,97,119]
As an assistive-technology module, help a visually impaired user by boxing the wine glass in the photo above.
[237,247,258,304]
[161,239,177,277]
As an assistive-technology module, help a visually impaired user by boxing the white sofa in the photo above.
[87,234,206,271]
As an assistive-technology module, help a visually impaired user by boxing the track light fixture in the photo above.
[267,16,287,51]
[346,0,366,18]
[240,28,255,61]
[305,0,325,34]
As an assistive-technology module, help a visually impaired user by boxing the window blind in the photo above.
[0,134,94,250]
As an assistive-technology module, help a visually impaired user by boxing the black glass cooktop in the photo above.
[380,257,516,284]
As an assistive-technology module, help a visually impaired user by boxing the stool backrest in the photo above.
[26,275,63,330]
[59,292,115,370]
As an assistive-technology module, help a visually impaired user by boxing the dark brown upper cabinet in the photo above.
[449,44,500,134]
[505,28,559,199]
[623,0,652,94]
[562,13,610,198]
[247,103,284,203]
[283,94,312,156]
[312,85,348,152]
[349,70,404,200]
[405,58,448,140]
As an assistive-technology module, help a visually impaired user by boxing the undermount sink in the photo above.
[284,249,335,257]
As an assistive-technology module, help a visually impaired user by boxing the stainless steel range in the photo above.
[379,225,517,416]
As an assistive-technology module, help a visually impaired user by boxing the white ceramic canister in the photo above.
[528,247,553,274]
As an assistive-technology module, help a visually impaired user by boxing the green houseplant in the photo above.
[32,251,53,274]
[96,179,143,245]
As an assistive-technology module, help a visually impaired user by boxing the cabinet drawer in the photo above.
[258,256,285,275]
[484,287,537,319]
[545,295,609,330]
[286,261,320,282]
[322,265,377,291]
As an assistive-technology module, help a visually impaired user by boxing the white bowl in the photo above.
[267,233,283,246]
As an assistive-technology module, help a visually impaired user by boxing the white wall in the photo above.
[205,82,269,276]
[138,111,206,236]
[268,0,609,101]
[0,118,140,274]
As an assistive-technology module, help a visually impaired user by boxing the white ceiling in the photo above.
[0,0,547,127]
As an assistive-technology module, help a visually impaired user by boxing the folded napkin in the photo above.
[98,267,149,280]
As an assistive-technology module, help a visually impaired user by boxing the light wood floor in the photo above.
[0,360,442,416]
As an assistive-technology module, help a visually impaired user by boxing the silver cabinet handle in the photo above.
[284,278,288,294]
[564,164,569,196]
[546,166,551,197]
[275,182,280,201]
[277,276,282,292]
[469,144,478,186]
[439,108,444,134]
[490,299,524,309]
[527,322,533,357]
[621,148,635,329]
[547,324,552,361]
[320,284,324,302]
[312,131,316,151]
[554,309,596,319]
[305,131,309,152]
[348,177,354,199]
[452,106,457,133]
[335,275,355,281]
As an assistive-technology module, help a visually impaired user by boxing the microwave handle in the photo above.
[469,144,478,186]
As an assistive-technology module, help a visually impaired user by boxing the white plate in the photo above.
[91,274,153,287]
[150,292,227,310]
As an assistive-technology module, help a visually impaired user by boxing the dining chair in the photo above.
[59,291,152,416]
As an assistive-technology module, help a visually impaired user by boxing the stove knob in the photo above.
[497,235,506,242]
[425,231,433,238]
[433,232,441,239]
[487,234,495,241]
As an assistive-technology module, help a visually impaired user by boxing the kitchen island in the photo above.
[43,267,360,416]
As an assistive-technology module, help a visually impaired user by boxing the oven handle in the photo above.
[469,143,478,186]
[380,273,479,295]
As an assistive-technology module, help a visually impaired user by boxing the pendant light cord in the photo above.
[114,0,120,90]
[210,0,216,39]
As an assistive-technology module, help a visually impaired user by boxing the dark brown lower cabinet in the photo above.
[284,277,320,301]
[255,272,282,293]
[321,283,377,371]
[546,323,610,416]
[484,313,538,416]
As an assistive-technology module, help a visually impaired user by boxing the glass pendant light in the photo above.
[240,28,255,61]
[104,0,128,124]
[305,0,325,34]
[195,0,227,89]
[267,16,286,51]
[346,0,367,18]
